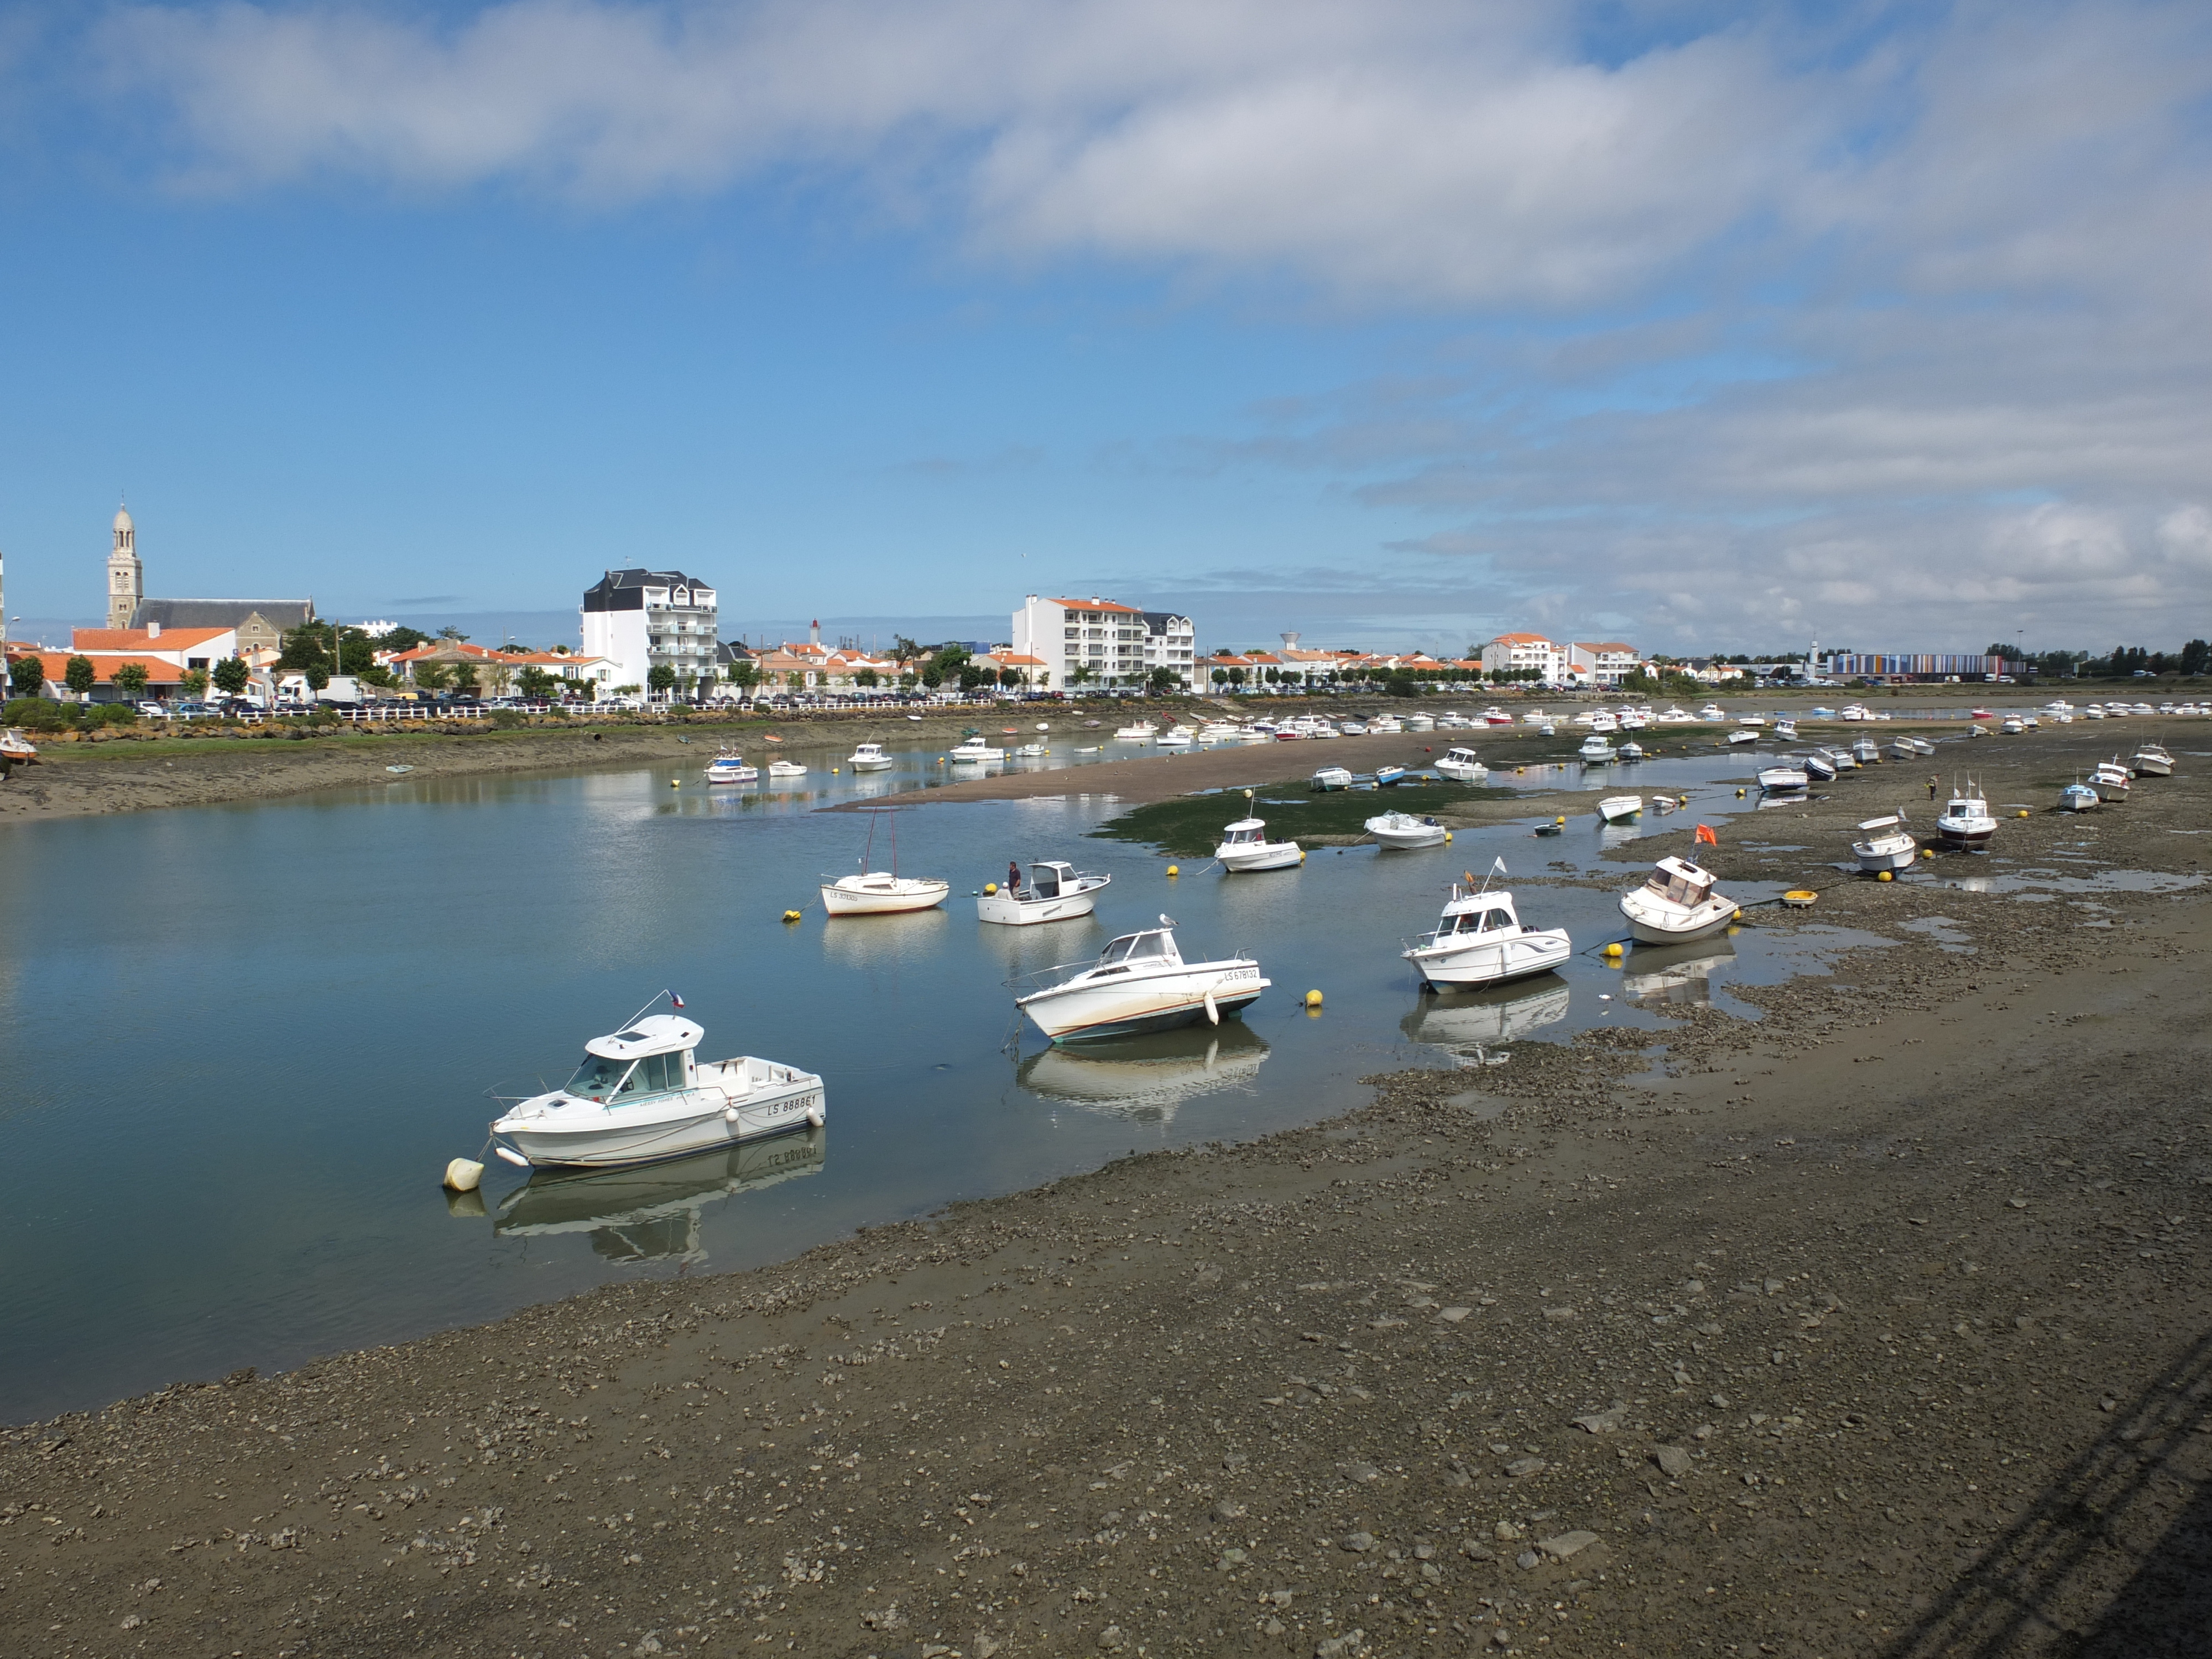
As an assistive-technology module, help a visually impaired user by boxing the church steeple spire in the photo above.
[107,499,143,628]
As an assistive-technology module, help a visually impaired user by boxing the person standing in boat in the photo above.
[1007,859,1022,896]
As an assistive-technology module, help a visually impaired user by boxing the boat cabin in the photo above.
[565,1014,702,1104]
[1089,927,1185,974]
[1436,887,1525,936]
[1443,747,1481,765]
[1019,860,1079,899]
[1218,818,1270,847]
[1642,856,1718,906]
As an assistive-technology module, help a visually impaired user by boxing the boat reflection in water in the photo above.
[1401,975,1570,1058]
[1620,939,1738,1006]
[1017,1022,1269,1123]
[493,1126,826,1265]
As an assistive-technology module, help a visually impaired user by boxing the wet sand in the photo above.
[5,726,2207,1657]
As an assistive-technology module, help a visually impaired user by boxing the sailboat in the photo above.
[820,811,951,915]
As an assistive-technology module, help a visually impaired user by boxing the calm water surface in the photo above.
[1,741,1860,1420]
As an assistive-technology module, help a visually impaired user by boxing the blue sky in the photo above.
[4,1,2209,655]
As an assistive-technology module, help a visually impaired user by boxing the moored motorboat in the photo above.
[1112,721,1157,744]
[2091,758,2132,801]
[1889,737,1918,761]
[767,758,807,778]
[1725,728,1760,746]
[1214,808,1303,872]
[1851,813,1918,873]
[2132,744,2174,776]
[1618,855,1738,945]
[488,999,823,1170]
[1366,811,1448,849]
[1402,872,1571,989]
[1374,764,1410,786]
[1803,750,1838,781]
[0,727,37,763]
[1597,794,1643,823]
[1853,737,1882,764]
[1618,740,1645,760]
[706,752,758,784]
[1757,762,1810,792]
[2058,781,2099,812]
[1404,713,1435,732]
[1936,783,1999,849]
[847,742,894,771]
[1578,735,1617,761]
[1310,765,1355,791]
[1015,919,1268,1042]
[978,859,1111,925]
[1436,745,1488,781]
[1773,718,1798,740]
[949,737,1006,763]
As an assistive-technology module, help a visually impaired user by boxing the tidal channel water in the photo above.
[2,739,1871,1420]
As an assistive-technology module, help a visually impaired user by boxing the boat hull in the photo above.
[1216,843,1303,872]
[494,1071,825,1170]
[1019,966,1270,1043]
[1370,825,1447,849]
[977,889,1101,925]
[1404,928,1571,989]
[1853,836,1919,872]
[1597,796,1642,823]
[1936,821,1996,849]
[821,878,952,915]
[1619,893,1738,945]
[1436,761,1488,781]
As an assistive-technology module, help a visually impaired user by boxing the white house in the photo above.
[582,568,719,695]
[1011,595,1151,687]
[1566,641,1642,686]
[1479,633,1568,681]
[1140,611,1197,686]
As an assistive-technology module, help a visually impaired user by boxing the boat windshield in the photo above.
[1447,908,1512,935]
[1098,931,1172,967]
[1646,870,1709,905]
[566,1053,634,1100]
[565,1050,688,1102]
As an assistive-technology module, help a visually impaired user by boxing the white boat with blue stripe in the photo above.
[1015,919,1269,1044]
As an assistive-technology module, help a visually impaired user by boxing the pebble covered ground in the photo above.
[4,723,2208,1659]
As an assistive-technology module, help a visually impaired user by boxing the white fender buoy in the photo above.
[724,1105,742,1122]
[493,1145,531,1168]
[443,1157,484,1192]
[807,1101,826,1128]
[1203,989,1220,1025]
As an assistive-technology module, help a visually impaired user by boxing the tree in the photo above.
[113,661,149,698]
[483,660,515,698]
[1150,666,1180,692]
[854,667,880,688]
[181,669,210,698]
[1069,664,1095,688]
[211,655,251,696]
[648,664,677,698]
[336,627,375,677]
[9,654,45,698]
[2180,639,2210,676]
[278,623,330,672]
[450,661,479,695]
[305,663,331,692]
[414,661,452,692]
[518,665,558,701]
[359,665,395,688]
[436,625,471,641]
[1228,667,1246,687]
[375,625,429,652]
[958,664,990,691]
[891,635,921,661]
[1211,668,1228,686]
[65,655,96,696]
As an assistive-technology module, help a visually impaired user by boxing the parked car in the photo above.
[136,701,168,717]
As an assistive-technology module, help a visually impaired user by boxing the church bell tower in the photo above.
[107,503,142,628]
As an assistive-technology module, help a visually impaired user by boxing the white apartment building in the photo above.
[581,568,719,695]
[1011,594,1150,686]
[1566,641,1642,686]
[1479,632,1568,680]
[1141,611,1196,686]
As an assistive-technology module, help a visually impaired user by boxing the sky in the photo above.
[2,0,2208,658]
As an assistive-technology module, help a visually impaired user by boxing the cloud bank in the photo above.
[82,0,2212,650]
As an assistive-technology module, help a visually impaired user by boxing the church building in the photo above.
[103,504,315,654]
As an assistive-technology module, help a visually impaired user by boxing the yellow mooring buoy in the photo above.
[1603,941,1625,959]
[1304,989,1323,1008]
[983,881,999,895]
[1166,864,1180,877]
[782,909,803,922]
[1877,869,1893,881]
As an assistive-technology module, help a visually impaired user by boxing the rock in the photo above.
[1492,1629,1513,1648]
[637,1637,664,1655]
[1316,1631,1368,1658]
[974,1637,1002,1659]
[1683,1279,1705,1294]
[1460,1540,1496,1559]
[1439,1306,1472,1322]
[1265,1588,1294,1606]
[1652,1445,1692,1477]
[1343,1461,1381,1483]
[1097,1625,1128,1651]
[1340,1531,1376,1552]
[1264,1617,1287,1637]
[1223,1452,1250,1470]
[1213,1500,1247,1522]
[1540,1306,1578,1322]
[1493,1521,1524,1541]
[1710,1393,1731,1409]
[1571,1406,1626,1434]
[120,1615,143,1631]
[1516,1550,1541,1569]
[1764,1278,1785,1294]
[1218,1547,1248,1568]
[1505,1457,1547,1478]
[2009,1197,2029,1209]
[1443,1468,1473,1488]
[1538,1531,1599,1560]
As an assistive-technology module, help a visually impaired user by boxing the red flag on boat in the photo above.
[670,992,686,1009]
[1694,824,1718,847]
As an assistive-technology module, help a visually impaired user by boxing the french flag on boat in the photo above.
[669,991,686,1009]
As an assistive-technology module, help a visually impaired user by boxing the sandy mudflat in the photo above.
[6,726,2210,1658]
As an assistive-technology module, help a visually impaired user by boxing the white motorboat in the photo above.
[847,742,894,771]
[978,859,1111,925]
[1374,764,1410,786]
[767,758,807,779]
[2132,744,2174,776]
[1402,875,1572,990]
[1338,721,1369,735]
[1311,765,1355,791]
[1658,706,1697,724]
[1773,718,1798,740]
[949,737,1006,763]
[1156,725,1196,749]
[1197,721,1242,743]
[1936,784,1999,848]
[1757,763,1810,792]
[0,727,36,762]
[1011,742,1048,758]
[1015,919,1268,1042]
[1725,728,1760,746]
[1214,808,1303,872]
[2043,700,2075,714]
[1825,745,1858,771]
[1841,704,1869,721]
[1365,811,1447,849]
[488,1001,823,1170]
[1578,735,1617,760]
[1618,855,1739,945]
[1888,738,1918,761]
[1968,722,1988,737]
[1803,750,1838,781]
[1404,713,1435,732]
[1436,745,1489,781]
[821,811,951,914]
[1367,715,1404,734]
[1113,721,1157,743]
[1910,737,1938,757]
[2091,759,2132,801]
[1698,705,1726,721]
[1597,794,1643,823]
[2084,704,2106,719]
[1617,740,1645,761]
[1852,737,1882,764]
[706,752,757,784]
[1851,813,1918,873]
[2059,781,2099,812]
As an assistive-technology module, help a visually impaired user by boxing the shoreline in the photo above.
[4,729,2206,1655]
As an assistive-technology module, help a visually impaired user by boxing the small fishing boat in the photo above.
[2059,780,2100,812]
[1213,807,1303,872]
[1699,704,1726,721]
[2132,744,2174,776]
[1011,742,1048,759]
[1853,737,1882,764]
[847,742,894,771]
[821,812,951,914]
[1365,811,1447,849]
[384,763,413,775]
[1936,783,1999,849]
[1,727,40,762]
[1436,745,1489,782]
[1851,813,1918,873]
[1374,765,1410,786]
[1968,722,1988,737]
[2091,759,2132,801]
[1725,728,1760,746]
[1597,794,1643,823]
[706,752,758,784]
[1310,765,1355,791]
[488,997,823,1170]
[1404,713,1435,732]
[1015,919,1268,1042]
[1155,725,1196,749]
[948,737,1005,763]
[1773,718,1798,740]
[1757,763,1811,792]
[1112,721,1157,744]
[1803,751,1838,781]
[1617,740,1645,761]
[1910,737,1938,757]
[1402,873,1572,989]
[1338,721,1369,735]
[978,859,1111,925]
[767,759,807,778]
[1578,735,1617,761]
[1367,715,1404,734]
[1618,855,1739,945]
[1889,738,1918,761]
